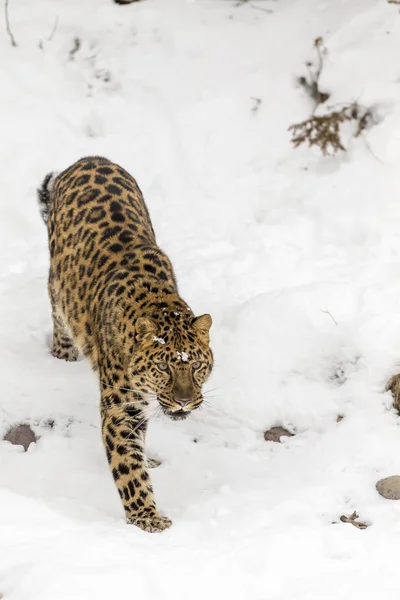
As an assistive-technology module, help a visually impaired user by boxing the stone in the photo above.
[264,427,294,443]
[376,475,400,500]
[3,424,37,451]
[386,374,400,412]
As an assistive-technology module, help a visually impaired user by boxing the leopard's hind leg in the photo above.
[48,277,79,362]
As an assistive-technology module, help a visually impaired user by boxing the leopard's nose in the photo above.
[175,399,190,408]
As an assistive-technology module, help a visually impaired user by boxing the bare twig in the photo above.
[298,37,330,111]
[48,16,59,41]
[38,16,59,50]
[251,97,262,114]
[69,36,81,61]
[321,309,338,325]
[4,0,17,47]
[0,403,13,423]
[250,4,273,13]
[234,0,274,10]
[354,107,373,137]
[340,512,369,530]
[361,135,385,165]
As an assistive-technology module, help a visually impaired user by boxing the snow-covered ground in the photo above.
[3,0,400,597]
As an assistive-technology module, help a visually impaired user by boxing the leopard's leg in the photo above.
[51,311,79,362]
[139,420,162,469]
[48,277,79,362]
[387,374,400,412]
[101,392,171,533]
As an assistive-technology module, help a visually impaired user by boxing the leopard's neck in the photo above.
[99,276,193,369]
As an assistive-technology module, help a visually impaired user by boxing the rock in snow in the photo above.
[3,424,37,451]
[376,476,400,500]
[264,427,294,442]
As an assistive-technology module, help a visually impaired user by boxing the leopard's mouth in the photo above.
[158,402,191,421]
[166,409,190,421]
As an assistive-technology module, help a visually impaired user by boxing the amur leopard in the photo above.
[37,156,213,533]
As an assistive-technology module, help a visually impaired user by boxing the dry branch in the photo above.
[69,37,81,61]
[289,103,373,156]
[340,512,369,530]
[5,0,17,47]
[298,37,330,110]
[48,16,59,42]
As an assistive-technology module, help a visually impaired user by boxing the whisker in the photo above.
[208,405,260,429]
[202,387,219,395]
[145,402,160,422]
[122,414,149,440]
[202,373,242,396]
[153,405,164,422]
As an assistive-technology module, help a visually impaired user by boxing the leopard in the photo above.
[37,156,213,533]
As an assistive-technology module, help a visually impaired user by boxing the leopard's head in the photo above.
[129,311,213,420]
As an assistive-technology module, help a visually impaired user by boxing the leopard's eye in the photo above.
[192,361,203,370]
[156,362,169,372]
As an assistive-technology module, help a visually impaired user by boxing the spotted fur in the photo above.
[38,156,213,532]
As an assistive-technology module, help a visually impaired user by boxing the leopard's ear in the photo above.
[135,317,157,343]
[192,314,212,343]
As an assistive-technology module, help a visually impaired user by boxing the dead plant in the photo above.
[298,37,330,110]
[289,103,373,156]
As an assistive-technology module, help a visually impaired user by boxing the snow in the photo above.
[153,336,166,345]
[2,0,400,597]
[177,351,189,361]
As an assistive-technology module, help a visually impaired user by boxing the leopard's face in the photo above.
[129,314,213,420]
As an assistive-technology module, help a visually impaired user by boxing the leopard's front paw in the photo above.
[147,457,162,469]
[127,512,172,533]
[51,346,79,362]
[387,374,400,412]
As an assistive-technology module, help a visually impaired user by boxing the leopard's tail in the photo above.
[37,172,58,225]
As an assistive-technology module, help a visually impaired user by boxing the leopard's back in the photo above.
[38,156,177,365]
[48,156,156,259]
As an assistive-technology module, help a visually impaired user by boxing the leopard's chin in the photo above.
[162,408,191,421]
